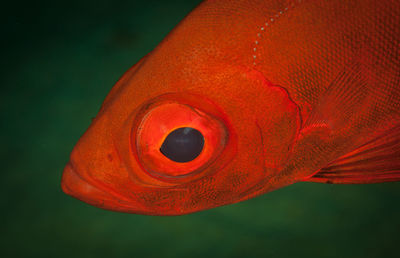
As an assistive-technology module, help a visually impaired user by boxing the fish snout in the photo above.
[61,162,108,207]
[61,162,130,212]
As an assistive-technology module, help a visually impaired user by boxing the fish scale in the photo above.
[61,0,400,215]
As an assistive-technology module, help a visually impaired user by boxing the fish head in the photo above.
[61,52,301,215]
[61,9,302,215]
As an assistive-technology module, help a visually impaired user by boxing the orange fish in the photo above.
[61,0,400,215]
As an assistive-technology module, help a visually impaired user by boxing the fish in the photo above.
[61,0,400,215]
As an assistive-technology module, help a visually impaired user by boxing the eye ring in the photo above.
[132,97,230,182]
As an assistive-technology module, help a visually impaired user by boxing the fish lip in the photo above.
[61,162,135,211]
[60,162,192,215]
[61,161,108,199]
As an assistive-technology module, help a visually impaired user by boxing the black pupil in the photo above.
[160,127,204,163]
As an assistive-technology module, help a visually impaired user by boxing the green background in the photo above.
[2,0,399,257]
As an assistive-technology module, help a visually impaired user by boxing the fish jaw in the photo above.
[61,162,139,213]
[61,159,187,215]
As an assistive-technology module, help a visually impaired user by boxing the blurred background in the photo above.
[2,0,399,257]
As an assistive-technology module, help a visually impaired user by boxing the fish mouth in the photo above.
[61,162,141,213]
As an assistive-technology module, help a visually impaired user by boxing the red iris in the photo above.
[134,101,227,181]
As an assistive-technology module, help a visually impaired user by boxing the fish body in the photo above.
[61,0,400,215]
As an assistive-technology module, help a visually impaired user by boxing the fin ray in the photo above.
[305,124,400,184]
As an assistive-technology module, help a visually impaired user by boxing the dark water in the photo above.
[2,1,399,257]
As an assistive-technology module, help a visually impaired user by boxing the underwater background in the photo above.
[2,0,399,257]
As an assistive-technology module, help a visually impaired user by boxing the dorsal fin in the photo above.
[305,124,400,184]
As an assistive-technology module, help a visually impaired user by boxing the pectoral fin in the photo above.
[305,124,400,184]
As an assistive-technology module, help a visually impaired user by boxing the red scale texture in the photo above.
[61,0,400,215]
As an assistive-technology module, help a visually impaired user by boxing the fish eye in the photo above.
[134,102,227,180]
[160,127,205,163]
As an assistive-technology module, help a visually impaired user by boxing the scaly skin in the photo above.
[61,0,400,215]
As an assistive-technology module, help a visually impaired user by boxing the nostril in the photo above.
[107,154,113,162]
